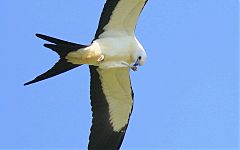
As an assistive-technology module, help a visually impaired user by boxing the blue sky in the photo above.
[0,0,238,149]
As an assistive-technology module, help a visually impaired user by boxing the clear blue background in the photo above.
[0,0,238,149]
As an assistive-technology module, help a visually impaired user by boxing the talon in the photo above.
[131,66,138,71]
[97,55,105,62]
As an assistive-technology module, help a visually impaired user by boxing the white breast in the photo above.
[92,36,144,69]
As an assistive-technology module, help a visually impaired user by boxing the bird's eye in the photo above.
[138,56,142,60]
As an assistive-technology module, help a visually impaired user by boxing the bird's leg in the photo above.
[97,55,105,62]
[121,62,138,71]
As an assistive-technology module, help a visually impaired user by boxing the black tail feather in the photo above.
[43,44,83,58]
[24,59,80,86]
[36,33,83,46]
[24,33,87,86]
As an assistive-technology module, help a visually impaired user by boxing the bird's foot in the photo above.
[97,55,105,62]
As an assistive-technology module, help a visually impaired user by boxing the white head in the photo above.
[132,50,147,67]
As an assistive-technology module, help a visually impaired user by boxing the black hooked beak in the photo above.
[133,56,141,66]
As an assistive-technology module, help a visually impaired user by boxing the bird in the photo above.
[24,0,148,149]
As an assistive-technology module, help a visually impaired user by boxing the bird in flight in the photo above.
[25,0,148,149]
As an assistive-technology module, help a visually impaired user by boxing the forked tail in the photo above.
[24,34,88,86]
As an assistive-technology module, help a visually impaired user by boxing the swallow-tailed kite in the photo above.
[25,0,148,149]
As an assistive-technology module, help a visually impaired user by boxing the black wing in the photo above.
[88,66,134,150]
[94,0,148,39]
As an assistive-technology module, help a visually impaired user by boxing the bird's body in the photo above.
[66,36,145,69]
[25,0,148,149]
